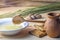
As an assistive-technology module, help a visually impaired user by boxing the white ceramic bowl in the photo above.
[0,18,29,35]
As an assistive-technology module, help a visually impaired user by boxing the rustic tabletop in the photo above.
[0,7,60,40]
[0,1,60,39]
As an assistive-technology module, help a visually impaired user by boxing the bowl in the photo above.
[0,18,29,35]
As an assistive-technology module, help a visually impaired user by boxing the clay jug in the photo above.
[44,13,60,38]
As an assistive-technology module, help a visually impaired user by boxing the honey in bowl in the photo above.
[0,24,22,31]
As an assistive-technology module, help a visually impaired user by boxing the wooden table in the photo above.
[0,7,60,40]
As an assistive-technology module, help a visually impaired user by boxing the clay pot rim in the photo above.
[48,13,60,19]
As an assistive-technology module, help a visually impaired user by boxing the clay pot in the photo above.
[44,13,60,38]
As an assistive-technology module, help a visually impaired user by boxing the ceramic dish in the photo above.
[0,18,29,35]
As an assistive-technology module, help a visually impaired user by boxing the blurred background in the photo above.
[0,0,60,15]
[0,0,60,7]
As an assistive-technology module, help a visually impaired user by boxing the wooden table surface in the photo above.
[0,7,60,39]
[0,1,60,39]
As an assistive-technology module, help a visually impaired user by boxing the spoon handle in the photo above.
[25,20,45,23]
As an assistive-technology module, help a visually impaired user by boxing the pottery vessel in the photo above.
[44,13,60,38]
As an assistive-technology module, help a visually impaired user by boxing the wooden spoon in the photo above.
[12,15,45,24]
